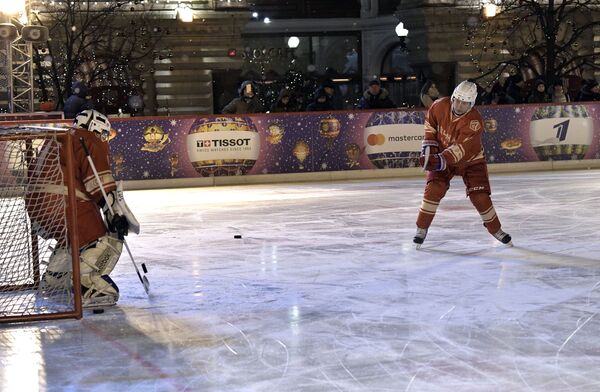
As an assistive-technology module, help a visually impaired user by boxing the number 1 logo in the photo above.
[554,120,569,142]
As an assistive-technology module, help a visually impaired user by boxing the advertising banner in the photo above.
[4,102,599,181]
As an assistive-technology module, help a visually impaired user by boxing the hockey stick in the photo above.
[422,145,431,172]
[79,137,150,295]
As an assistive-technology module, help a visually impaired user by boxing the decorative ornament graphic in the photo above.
[319,116,341,148]
[108,128,118,141]
[186,117,260,177]
[141,124,171,152]
[529,105,593,160]
[500,138,522,156]
[168,153,179,177]
[112,153,125,177]
[345,143,363,168]
[266,123,285,145]
[483,118,497,133]
[292,140,310,169]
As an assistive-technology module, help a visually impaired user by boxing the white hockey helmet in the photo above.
[73,110,111,141]
[451,80,478,113]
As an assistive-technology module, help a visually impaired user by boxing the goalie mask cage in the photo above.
[0,128,82,323]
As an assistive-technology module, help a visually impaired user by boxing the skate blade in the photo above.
[415,243,422,250]
[82,297,118,308]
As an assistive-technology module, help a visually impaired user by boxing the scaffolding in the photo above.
[1,0,34,113]
[1,37,34,113]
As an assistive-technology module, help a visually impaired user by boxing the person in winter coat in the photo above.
[577,79,600,102]
[357,80,396,109]
[420,80,440,108]
[527,79,551,103]
[63,81,94,119]
[270,88,296,112]
[306,87,335,112]
[222,80,265,114]
[551,81,570,103]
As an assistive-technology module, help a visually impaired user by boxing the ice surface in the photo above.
[1,170,600,391]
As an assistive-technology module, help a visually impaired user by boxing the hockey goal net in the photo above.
[0,127,82,322]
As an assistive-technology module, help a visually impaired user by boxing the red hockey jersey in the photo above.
[423,97,485,167]
[27,128,116,248]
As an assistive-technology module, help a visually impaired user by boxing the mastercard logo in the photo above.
[367,133,386,146]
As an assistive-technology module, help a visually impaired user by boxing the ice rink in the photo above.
[2,169,600,392]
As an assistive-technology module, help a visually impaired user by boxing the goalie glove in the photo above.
[419,152,447,172]
[102,181,140,240]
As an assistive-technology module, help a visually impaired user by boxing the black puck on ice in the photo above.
[141,263,148,273]
[234,234,242,239]
[93,309,104,314]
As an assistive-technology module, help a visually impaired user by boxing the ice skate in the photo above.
[413,228,428,249]
[492,229,513,246]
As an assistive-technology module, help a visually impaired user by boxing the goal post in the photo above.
[0,128,82,323]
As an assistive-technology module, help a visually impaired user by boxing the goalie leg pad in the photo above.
[81,274,119,308]
[80,234,123,277]
[41,248,72,291]
[79,235,122,307]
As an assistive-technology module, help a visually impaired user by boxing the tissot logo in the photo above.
[196,138,252,148]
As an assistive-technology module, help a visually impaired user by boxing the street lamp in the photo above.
[483,3,497,18]
[176,4,193,22]
[287,36,300,49]
[0,0,26,17]
[395,22,408,39]
[395,21,409,50]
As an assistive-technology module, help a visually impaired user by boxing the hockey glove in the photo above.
[106,213,129,240]
[421,143,439,155]
[419,153,447,171]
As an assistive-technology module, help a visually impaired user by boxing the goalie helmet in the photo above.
[451,80,478,113]
[74,110,111,141]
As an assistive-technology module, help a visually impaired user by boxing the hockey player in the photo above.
[30,109,139,307]
[413,80,511,248]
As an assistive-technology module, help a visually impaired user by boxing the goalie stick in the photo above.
[79,137,150,295]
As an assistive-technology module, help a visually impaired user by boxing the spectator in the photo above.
[489,74,509,98]
[293,90,307,111]
[551,81,570,103]
[357,80,396,109]
[321,79,343,110]
[222,80,264,114]
[577,79,600,102]
[270,88,296,112]
[63,81,94,119]
[306,88,334,112]
[527,79,551,103]
[506,74,525,104]
[490,91,515,105]
[420,80,440,108]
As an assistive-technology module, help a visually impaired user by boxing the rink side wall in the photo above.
[3,103,600,189]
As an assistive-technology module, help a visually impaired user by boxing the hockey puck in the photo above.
[234,234,242,239]
[141,263,148,273]
[93,309,104,314]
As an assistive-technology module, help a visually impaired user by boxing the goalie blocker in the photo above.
[101,181,140,240]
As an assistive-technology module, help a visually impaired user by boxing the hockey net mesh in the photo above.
[0,128,80,321]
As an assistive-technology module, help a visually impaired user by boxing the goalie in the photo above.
[30,109,140,307]
[413,80,511,248]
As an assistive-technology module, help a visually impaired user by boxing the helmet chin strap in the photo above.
[452,107,467,117]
